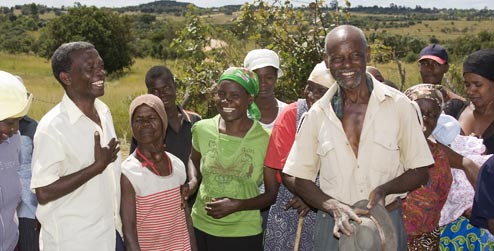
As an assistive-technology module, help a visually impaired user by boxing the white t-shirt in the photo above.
[121,152,190,251]
[31,93,122,251]
[259,99,287,129]
[121,152,186,196]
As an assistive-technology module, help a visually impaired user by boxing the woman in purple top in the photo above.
[0,70,32,251]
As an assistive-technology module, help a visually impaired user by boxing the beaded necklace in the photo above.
[135,147,172,176]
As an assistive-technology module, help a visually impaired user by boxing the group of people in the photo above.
[0,24,493,251]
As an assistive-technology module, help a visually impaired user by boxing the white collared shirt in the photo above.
[283,78,434,206]
[31,93,122,251]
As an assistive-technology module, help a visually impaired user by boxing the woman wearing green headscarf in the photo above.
[188,67,278,251]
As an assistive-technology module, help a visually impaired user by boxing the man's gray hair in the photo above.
[51,41,95,85]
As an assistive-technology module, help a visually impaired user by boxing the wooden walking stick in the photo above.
[293,215,305,251]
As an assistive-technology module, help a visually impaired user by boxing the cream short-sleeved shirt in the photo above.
[283,78,434,206]
[31,93,122,251]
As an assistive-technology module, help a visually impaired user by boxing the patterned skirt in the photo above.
[439,216,494,251]
[408,227,441,251]
[264,183,316,251]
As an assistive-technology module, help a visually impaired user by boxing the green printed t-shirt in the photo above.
[191,115,270,237]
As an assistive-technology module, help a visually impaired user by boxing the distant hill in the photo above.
[113,0,243,15]
[116,0,196,14]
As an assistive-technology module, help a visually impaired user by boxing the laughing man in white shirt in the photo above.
[31,42,123,251]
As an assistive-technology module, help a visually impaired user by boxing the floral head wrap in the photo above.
[218,67,261,120]
[404,83,444,109]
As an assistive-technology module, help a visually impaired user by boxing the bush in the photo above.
[36,6,135,75]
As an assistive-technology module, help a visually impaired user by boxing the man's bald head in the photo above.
[323,25,370,90]
[324,25,368,54]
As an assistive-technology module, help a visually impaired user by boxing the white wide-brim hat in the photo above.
[339,200,397,251]
[0,71,32,121]
[308,61,336,89]
[243,49,283,77]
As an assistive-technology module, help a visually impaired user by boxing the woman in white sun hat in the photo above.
[244,49,288,231]
[0,70,33,251]
[244,49,287,130]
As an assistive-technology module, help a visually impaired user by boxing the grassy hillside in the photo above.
[375,19,494,41]
[0,52,173,153]
[2,51,455,139]
[2,5,492,149]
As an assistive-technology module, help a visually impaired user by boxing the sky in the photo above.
[2,0,493,10]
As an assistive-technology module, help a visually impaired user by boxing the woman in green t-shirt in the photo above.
[188,67,278,251]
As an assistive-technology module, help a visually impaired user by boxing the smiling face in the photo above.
[131,105,164,145]
[416,99,441,138]
[147,75,177,109]
[254,66,277,98]
[215,80,253,122]
[0,117,21,143]
[62,48,105,99]
[325,28,370,90]
[304,81,329,109]
[464,72,494,108]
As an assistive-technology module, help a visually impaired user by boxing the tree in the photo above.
[0,14,36,54]
[169,1,352,116]
[232,0,351,101]
[171,5,243,117]
[36,6,134,75]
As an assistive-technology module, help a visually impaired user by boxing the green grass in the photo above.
[371,60,464,94]
[1,52,167,153]
[201,12,238,24]
[0,45,465,153]
[371,19,494,41]
[0,51,460,122]
[369,62,424,89]
[0,53,62,120]
[39,11,59,20]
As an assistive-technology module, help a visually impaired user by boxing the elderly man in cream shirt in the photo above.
[283,25,434,250]
[31,42,122,251]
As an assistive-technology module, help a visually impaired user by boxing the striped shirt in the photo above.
[122,152,190,251]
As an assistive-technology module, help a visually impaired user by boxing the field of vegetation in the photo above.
[0,52,169,153]
[374,19,494,41]
[1,0,494,149]
[0,53,460,148]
